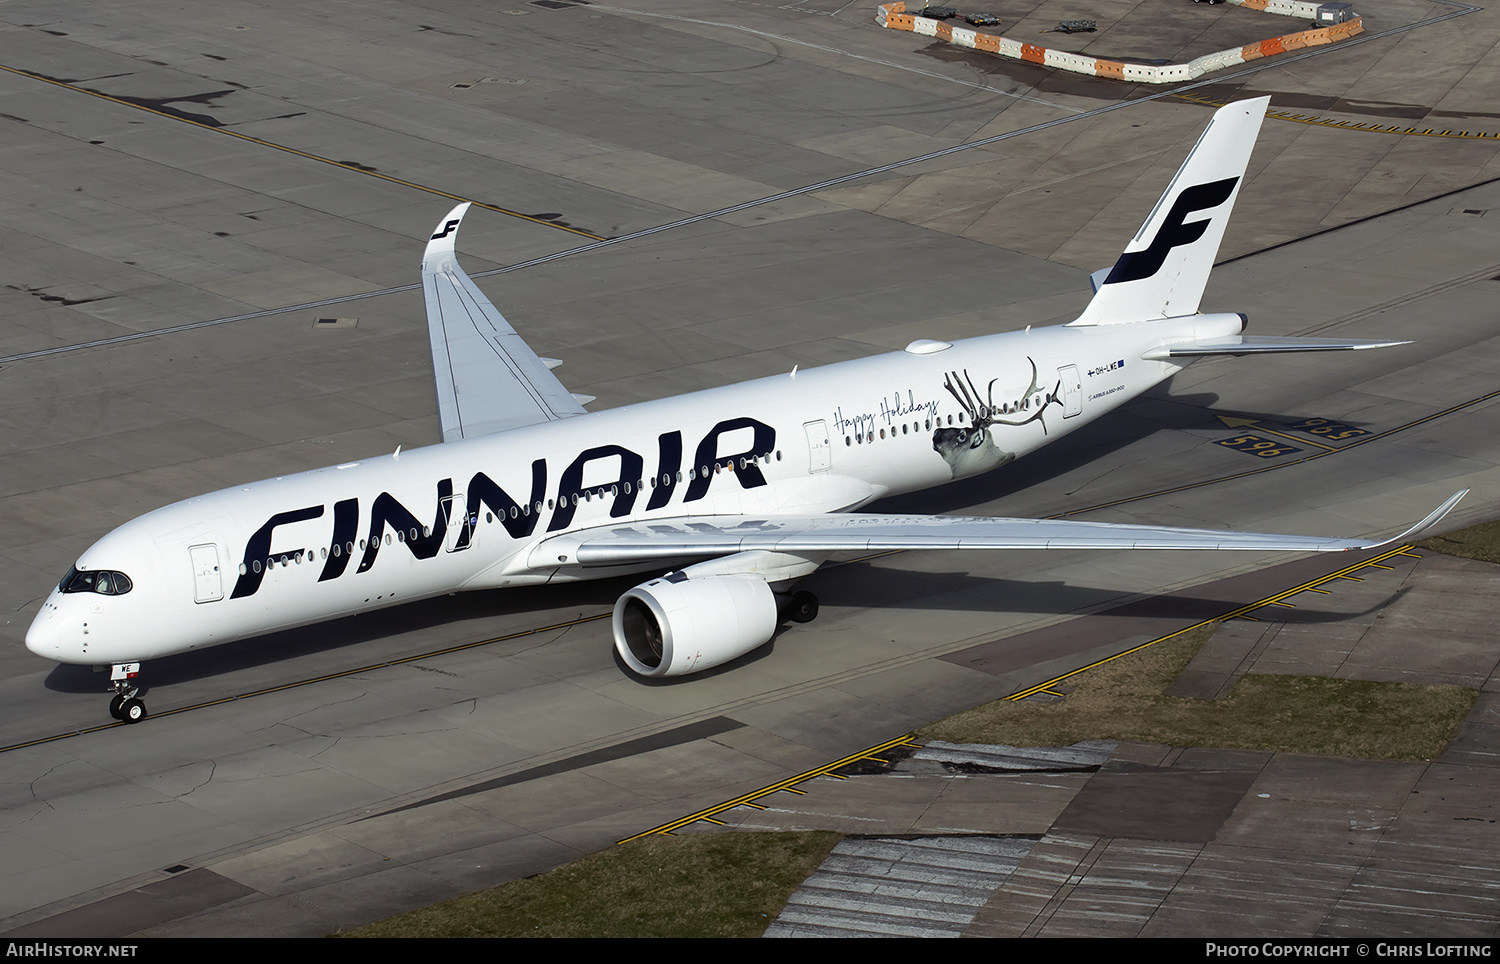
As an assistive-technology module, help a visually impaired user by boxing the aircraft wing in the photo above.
[422,203,590,442]
[535,491,1466,567]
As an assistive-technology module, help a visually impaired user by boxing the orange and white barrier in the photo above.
[1231,0,1326,19]
[875,2,1362,84]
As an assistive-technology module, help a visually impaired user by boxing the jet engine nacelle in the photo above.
[612,572,778,678]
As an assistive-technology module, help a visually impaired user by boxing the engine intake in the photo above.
[612,572,778,677]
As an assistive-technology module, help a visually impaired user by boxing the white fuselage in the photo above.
[24,312,1241,667]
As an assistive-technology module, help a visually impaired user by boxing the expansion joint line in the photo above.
[0,63,608,241]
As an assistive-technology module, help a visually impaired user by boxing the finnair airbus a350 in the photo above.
[25,98,1463,723]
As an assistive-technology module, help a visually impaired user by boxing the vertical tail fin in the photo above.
[1069,97,1269,326]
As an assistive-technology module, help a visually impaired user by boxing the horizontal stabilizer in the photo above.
[535,492,1466,567]
[1145,334,1412,358]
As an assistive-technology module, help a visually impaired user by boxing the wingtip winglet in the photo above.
[1365,489,1469,549]
[423,201,473,267]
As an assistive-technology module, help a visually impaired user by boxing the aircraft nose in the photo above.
[25,607,60,658]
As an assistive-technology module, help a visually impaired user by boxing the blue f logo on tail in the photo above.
[1104,176,1239,285]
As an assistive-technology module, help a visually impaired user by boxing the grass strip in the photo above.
[917,623,1475,761]
[1418,518,1500,565]
[337,829,841,938]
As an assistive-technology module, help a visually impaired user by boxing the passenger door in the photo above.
[189,544,224,603]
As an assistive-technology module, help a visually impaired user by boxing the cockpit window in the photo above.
[59,567,134,596]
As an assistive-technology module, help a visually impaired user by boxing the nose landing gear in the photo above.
[108,662,147,723]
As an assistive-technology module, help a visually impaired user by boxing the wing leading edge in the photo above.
[422,203,588,442]
[535,491,1467,567]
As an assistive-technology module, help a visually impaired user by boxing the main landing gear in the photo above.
[785,590,820,624]
[108,662,147,723]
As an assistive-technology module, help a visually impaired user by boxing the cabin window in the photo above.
[845,437,852,446]
[252,560,262,573]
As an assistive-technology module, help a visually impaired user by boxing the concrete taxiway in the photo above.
[0,0,1497,938]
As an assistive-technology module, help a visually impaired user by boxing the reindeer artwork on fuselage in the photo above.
[932,359,1061,479]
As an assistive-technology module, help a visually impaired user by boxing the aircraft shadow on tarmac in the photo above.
[818,564,1407,625]
[616,580,1411,687]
